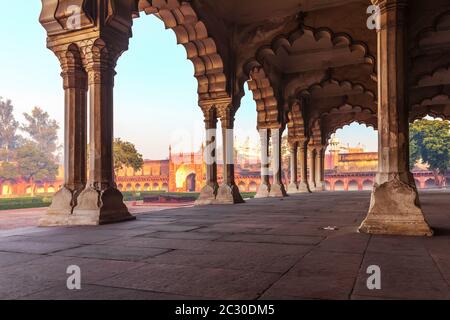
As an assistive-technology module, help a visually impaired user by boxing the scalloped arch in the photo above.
[413,10,450,52]
[255,26,376,78]
[325,119,377,143]
[305,79,376,100]
[321,103,375,118]
[138,0,228,101]
[287,100,306,142]
[245,62,280,129]
[415,64,450,87]
[410,93,450,121]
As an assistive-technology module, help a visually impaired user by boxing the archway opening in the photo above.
[186,174,196,192]
[325,122,378,193]
[348,180,359,191]
[409,116,450,190]
[362,180,373,191]
[425,178,437,189]
[334,181,345,191]
[112,13,211,205]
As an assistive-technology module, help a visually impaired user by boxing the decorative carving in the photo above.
[255,26,376,78]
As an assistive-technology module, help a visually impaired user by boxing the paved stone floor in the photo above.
[0,202,193,230]
[0,191,449,300]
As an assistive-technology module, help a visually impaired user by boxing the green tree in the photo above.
[409,137,421,169]
[21,107,60,154]
[0,162,19,183]
[15,142,59,196]
[410,119,450,186]
[113,138,144,173]
[0,98,20,161]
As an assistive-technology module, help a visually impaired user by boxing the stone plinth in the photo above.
[359,179,433,236]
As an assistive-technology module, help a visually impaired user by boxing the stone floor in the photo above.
[0,191,449,300]
[0,202,193,230]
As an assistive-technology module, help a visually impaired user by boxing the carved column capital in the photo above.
[216,102,235,129]
[53,45,87,90]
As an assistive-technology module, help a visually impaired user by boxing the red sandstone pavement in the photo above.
[0,202,194,230]
[0,191,448,300]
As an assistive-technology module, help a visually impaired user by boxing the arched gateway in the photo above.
[37,0,450,237]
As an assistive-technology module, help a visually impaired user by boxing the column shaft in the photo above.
[73,52,134,224]
[215,108,244,204]
[256,129,271,198]
[42,52,88,225]
[63,69,87,192]
[315,147,325,191]
[298,141,311,192]
[196,108,218,205]
[359,0,432,236]
[287,142,299,193]
[269,128,287,197]
[308,146,316,191]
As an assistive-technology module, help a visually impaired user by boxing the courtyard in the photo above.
[0,191,448,300]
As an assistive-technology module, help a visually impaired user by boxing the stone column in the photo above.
[287,141,299,193]
[215,106,245,204]
[298,140,311,192]
[40,46,88,226]
[196,107,218,205]
[308,146,317,191]
[269,128,287,197]
[73,41,134,225]
[359,0,432,236]
[255,128,271,198]
[315,146,325,191]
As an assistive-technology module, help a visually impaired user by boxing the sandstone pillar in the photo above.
[359,0,432,236]
[308,146,317,191]
[72,41,134,225]
[196,107,218,205]
[314,146,325,192]
[269,128,287,197]
[40,46,88,226]
[298,141,311,192]
[287,141,299,193]
[215,107,245,204]
[255,129,271,198]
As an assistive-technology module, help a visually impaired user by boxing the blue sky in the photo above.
[0,2,377,159]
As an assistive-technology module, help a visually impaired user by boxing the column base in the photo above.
[313,182,325,192]
[195,184,217,206]
[359,179,433,237]
[43,186,135,226]
[39,186,76,226]
[298,182,311,193]
[215,184,245,204]
[255,183,270,198]
[269,183,288,197]
[287,183,299,194]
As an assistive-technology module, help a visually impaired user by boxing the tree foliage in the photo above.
[21,107,60,154]
[410,119,450,182]
[0,97,20,161]
[113,138,144,172]
[0,101,60,191]
[15,142,59,194]
[0,162,19,183]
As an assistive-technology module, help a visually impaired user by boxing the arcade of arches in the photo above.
[38,0,450,237]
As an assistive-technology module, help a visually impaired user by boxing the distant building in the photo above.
[324,135,450,191]
[1,136,448,197]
